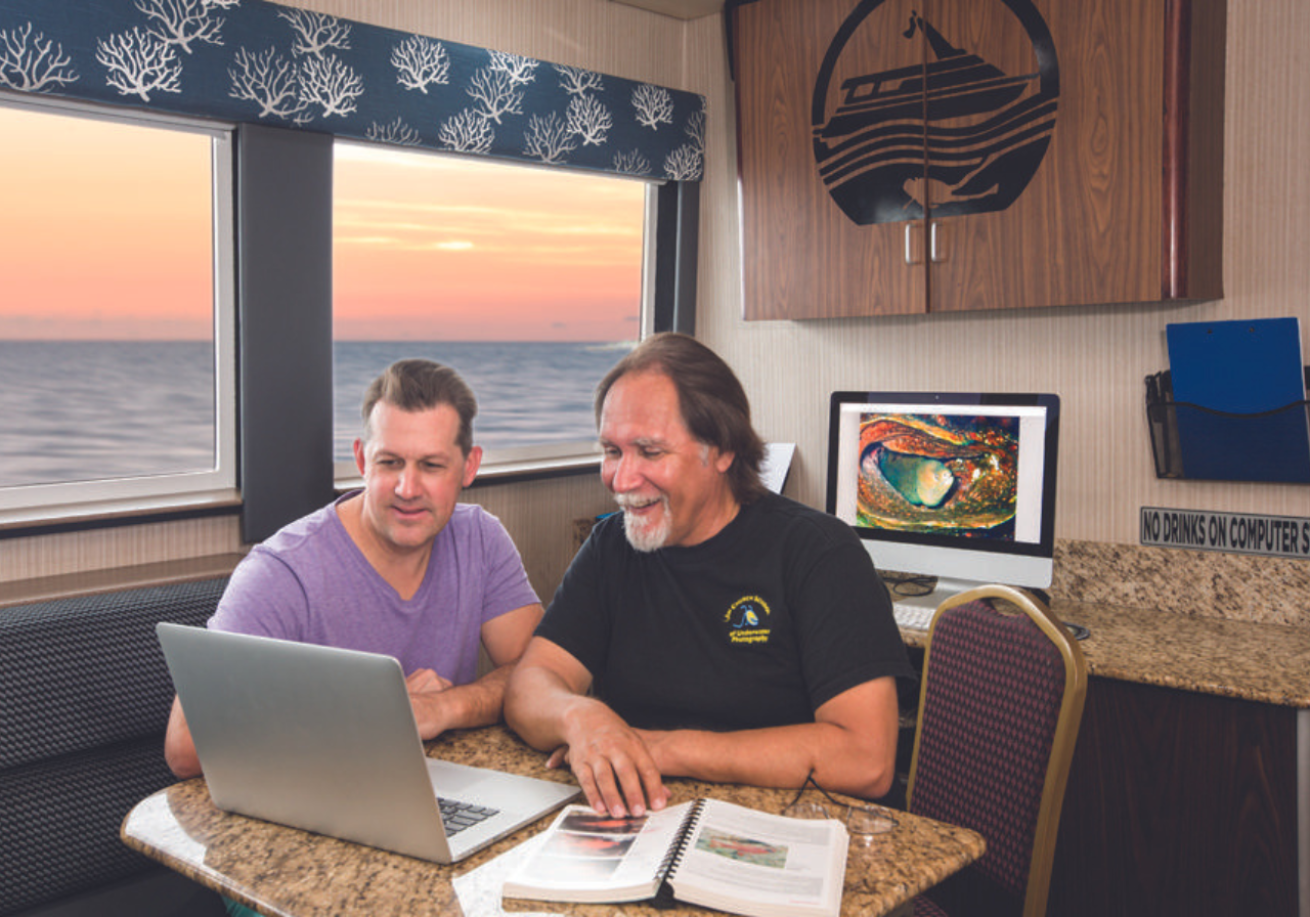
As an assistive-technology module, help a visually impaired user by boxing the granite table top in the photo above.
[899,597,1310,708]
[121,726,985,917]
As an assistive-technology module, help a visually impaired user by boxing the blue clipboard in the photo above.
[1165,318,1310,482]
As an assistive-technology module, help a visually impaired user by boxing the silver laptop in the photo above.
[156,622,579,863]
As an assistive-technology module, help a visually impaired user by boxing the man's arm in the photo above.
[164,695,201,779]
[163,549,312,779]
[635,676,901,800]
[505,636,670,818]
[507,639,899,812]
[407,602,543,739]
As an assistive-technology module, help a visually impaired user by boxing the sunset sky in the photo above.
[0,104,645,342]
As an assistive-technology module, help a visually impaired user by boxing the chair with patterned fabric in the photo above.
[905,584,1088,917]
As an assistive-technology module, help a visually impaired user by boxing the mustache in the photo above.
[614,492,667,511]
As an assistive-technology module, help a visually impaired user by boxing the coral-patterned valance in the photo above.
[0,0,705,180]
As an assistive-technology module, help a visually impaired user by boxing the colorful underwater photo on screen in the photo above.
[857,412,1019,538]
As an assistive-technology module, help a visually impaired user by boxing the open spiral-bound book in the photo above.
[502,798,848,917]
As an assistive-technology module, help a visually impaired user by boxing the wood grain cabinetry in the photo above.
[1047,677,1300,917]
[730,0,1226,318]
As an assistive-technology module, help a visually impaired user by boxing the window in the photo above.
[0,98,235,512]
[331,140,649,474]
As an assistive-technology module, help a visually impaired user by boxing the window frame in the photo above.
[0,110,698,539]
[0,94,237,516]
[328,152,661,486]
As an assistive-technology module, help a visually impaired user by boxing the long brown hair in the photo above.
[595,333,767,505]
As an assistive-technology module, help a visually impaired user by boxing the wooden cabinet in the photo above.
[1047,677,1300,917]
[730,0,1226,319]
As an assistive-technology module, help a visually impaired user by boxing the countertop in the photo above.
[900,598,1310,708]
[122,726,985,917]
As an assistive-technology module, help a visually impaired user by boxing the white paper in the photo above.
[760,442,796,494]
[502,803,691,902]
[503,798,847,917]
[670,799,847,917]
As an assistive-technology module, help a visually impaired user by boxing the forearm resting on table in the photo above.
[644,719,896,800]
[647,677,902,800]
[409,663,516,739]
[507,665,671,817]
[503,663,593,752]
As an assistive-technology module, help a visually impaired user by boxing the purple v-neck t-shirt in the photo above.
[208,492,539,685]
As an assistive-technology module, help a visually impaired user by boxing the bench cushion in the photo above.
[0,579,228,769]
[0,578,227,916]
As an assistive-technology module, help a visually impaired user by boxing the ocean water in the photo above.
[0,340,217,488]
[0,339,629,488]
[332,340,630,459]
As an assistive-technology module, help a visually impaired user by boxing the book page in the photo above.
[760,442,796,493]
[503,802,692,902]
[670,799,847,917]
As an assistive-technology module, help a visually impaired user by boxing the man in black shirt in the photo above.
[505,333,912,818]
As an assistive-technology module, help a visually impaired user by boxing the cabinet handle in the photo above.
[930,221,946,263]
[904,224,924,265]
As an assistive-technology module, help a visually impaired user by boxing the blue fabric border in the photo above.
[0,0,705,180]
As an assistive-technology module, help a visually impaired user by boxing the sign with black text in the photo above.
[1140,507,1310,559]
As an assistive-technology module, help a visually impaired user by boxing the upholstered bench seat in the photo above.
[0,579,229,917]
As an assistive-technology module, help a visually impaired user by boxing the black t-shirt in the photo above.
[536,492,914,731]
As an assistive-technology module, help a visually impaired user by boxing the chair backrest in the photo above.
[905,584,1087,917]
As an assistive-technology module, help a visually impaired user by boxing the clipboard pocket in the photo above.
[1145,368,1310,482]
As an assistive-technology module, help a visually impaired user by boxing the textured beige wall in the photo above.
[282,0,693,87]
[1,516,244,584]
[8,0,1310,597]
[0,475,614,604]
[463,473,615,607]
[690,0,1310,548]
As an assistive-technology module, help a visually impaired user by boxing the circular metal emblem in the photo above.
[812,0,1060,226]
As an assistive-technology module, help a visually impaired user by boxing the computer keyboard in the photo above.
[891,601,1091,641]
[891,602,936,631]
[437,797,499,835]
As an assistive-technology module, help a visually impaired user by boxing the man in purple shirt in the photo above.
[165,359,543,779]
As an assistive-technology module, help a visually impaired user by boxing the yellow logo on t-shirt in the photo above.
[725,595,771,644]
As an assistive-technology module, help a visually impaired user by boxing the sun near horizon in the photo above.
[0,105,644,343]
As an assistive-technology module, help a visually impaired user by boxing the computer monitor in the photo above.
[825,391,1060,612]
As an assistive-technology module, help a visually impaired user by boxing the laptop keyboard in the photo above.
[437,797,499,835]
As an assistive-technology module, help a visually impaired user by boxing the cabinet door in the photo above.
[734,0,927,319]
[1047,677,1300,917]
[925,0,1166,312]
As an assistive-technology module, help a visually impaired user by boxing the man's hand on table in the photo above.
[546,701,671,818]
